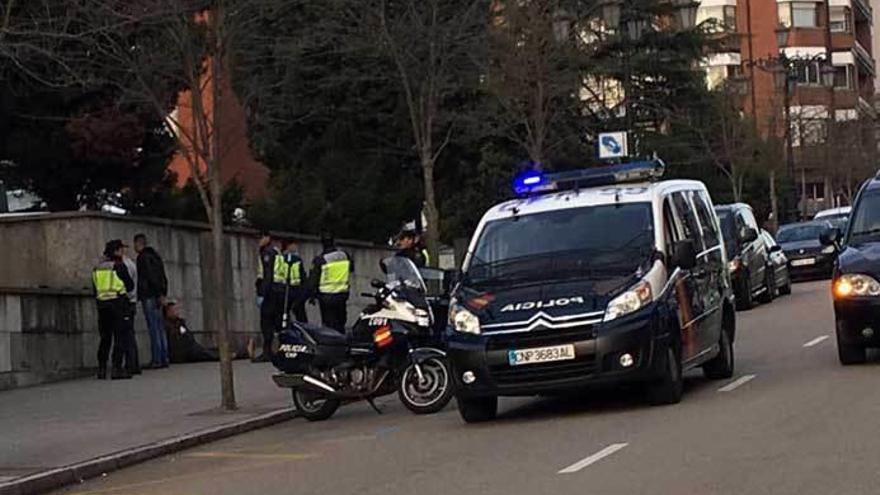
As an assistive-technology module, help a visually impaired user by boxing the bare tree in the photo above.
[365,0,489,263]
[485,0,585,166]
[4,0,271,410]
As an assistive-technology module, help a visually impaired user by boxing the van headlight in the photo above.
[450,303,481,334]
[822,245,836,254]
[604,280,653,322]
[834,274,880,298]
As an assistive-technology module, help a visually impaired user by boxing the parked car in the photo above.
[823,174,880,365]
[814,206,851,231]
[776,220,837,280]
[715,203,772,310]
[760,229,792,297]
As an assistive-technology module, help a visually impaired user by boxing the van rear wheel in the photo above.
[703,327,734,379]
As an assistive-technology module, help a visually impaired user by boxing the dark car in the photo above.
[825,174,880,365]
[777,220,837,280]
[760,229,792,297]
[715,204,772,310]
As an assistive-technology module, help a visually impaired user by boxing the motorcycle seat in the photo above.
[301,323,348,346]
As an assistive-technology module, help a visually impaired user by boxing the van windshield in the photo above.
[466,203,655,286]
[849,192,880,242]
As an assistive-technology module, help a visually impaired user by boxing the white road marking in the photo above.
[803,335,830,348]
[718,374,757,393]
[558,443,628,474]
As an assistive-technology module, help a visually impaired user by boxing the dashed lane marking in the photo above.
[718,374,757,393]
[558,443,629,474]
[803,335,830,348]
[184,452,316,461]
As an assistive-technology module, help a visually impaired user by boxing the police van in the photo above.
[446,160,736,423]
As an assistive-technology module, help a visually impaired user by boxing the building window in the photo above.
[833,65,853,89]
[778,2,820,28]
[829,6,852,33]
[805,182,825,200]
[794,60,822,85]
[792,118,827,146]
[697,5,737,31]
[706,64,743,90]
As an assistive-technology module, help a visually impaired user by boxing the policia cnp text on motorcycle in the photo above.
[309,233,353,333]
[93,240,136,380]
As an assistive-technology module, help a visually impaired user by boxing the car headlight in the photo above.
[449,303,481,334]
[604,280,653,322]
[822,245,836,254]
[728,259,741,272]
[834,274,880,298]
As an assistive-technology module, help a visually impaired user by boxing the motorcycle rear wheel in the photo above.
[292,389,340,422]
[398,357,453,415]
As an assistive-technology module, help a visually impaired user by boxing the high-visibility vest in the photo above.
[93,262,126,302]
[273,254,302,286]
[319,250,351,294]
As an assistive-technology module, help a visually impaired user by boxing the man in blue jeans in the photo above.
[134,234,169,368]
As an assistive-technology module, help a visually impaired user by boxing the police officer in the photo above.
[272,239,309,333]
[93,240,135,380]
[310,233,353,332]
[253,232,280,362]
[396,229,427,268]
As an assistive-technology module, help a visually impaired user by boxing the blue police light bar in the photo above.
[512,159,665,196]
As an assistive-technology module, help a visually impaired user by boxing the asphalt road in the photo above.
[56,280,880,495]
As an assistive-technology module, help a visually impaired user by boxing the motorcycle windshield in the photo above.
[382,256,428,294]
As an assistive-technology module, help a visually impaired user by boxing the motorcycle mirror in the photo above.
[371,279,385,289]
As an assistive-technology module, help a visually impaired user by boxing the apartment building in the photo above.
[701,0,876,216]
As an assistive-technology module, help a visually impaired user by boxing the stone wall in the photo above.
[0,212,392,390]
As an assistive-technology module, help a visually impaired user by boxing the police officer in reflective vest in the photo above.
[93,240,135,380]
[272,239,309,332]
[253,232,280,362]
[310,233,353,332]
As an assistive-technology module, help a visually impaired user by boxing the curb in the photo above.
[0,408,296,495]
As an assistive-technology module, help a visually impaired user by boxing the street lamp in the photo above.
[672,0,699,29]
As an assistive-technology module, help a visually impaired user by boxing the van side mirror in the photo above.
[820,228,841,246]
[769,245,782,253]
[671,240,697,270]
[741,227,758,243]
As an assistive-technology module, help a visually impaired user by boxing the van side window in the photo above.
[671,192,704,250]
[663,198,682,254]
[692,191,720,249]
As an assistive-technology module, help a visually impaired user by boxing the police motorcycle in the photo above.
[271,256,453,421]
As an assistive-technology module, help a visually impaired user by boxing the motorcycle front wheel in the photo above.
[292,389,341,422]
[398,357,453,415]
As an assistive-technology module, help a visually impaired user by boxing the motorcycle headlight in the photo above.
[822,245,836,255]
[449,303,481,335]
[834,274,880,298]
[604,280,653,322]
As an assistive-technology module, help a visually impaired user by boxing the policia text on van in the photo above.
[445,161,737,423]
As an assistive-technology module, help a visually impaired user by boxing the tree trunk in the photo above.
[420,155,440,267]
[211,5,236,411]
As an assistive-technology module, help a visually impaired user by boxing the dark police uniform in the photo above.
[256,244,280,359]
[93,257,135,379]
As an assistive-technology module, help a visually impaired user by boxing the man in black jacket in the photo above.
[93,240,136,380]
[134,233,169,369]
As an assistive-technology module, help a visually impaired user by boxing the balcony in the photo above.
[854,39,875,76]
[850,0,872,23]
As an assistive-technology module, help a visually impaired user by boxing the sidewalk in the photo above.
[0,361,291,489]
